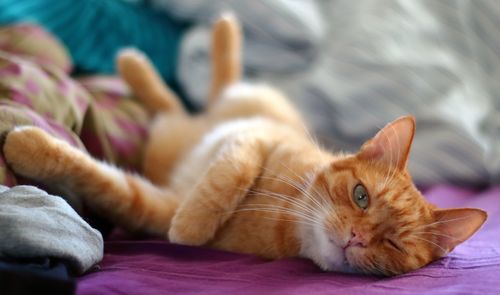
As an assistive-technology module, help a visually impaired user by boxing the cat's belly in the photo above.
[168,117,283,194]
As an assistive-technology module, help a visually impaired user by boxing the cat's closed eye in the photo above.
[385,239,404,253]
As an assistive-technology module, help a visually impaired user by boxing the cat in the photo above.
[2,15,486,276]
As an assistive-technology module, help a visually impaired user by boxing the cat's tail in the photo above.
[208,12,242,105]
[117,48,185,114]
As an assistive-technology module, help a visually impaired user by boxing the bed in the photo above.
[2,1,500,294]
[77,185,500,295]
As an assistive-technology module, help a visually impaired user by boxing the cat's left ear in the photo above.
[358,115,416,170]
[431,208,487,256]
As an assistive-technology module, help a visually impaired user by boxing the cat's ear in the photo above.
[358,115,415,170]
[431,208,487,256]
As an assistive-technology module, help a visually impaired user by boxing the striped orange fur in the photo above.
[2,15,486,276]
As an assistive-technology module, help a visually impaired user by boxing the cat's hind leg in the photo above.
[3,126,179,237]
[117,48,185,114]
[208,13,242,104]
[204,15,305,129]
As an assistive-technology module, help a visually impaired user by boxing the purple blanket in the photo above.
[77,185,500,295]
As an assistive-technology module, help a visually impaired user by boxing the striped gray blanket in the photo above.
[156,0,500,186]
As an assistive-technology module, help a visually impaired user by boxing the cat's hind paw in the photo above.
[3,126,61,180]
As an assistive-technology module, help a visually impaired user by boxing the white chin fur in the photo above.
[298,215,351,272]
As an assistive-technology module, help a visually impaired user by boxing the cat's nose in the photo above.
[343,230,367,249]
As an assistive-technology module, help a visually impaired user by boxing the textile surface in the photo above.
[0,24,150,186]
[176,0,500,186]
[77,185,500,295]
[0,185,103,274]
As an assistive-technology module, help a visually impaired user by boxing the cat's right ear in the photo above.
[358,115,416,170]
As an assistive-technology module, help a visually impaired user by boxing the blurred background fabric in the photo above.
[0,0,185,85]
[176,0,500,186]
[1,0,500,187]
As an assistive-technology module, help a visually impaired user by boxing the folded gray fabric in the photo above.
[0,185,103,274]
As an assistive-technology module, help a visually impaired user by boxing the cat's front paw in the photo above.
[3,126,59,180]
[168,210,219,246]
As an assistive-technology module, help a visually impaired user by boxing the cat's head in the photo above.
[302,116,487,275]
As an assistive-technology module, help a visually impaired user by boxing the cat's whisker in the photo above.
[239,195,313,213]
[313,188,341,224]
[330,208,342,224]
[375,124,393,189]
[232,206,326,229]
[247,213,326,229]
[306,179,342,228]
[257,159,316,201]
[295,120,326,161]
[413,231,461,241]
[257,174,327,213]
[247,188,320,218]
[259,216,325,228]
[254,195,328,228]
[236,202,323,224]
[245,184,318,214]
[298,185,331,215]
[235,185,322,222]
[283,172,331,215]
[258,167,308,192]
[411,236,447,254]
[267,174,316,202]
[389,123,403,187]
[229,204,306,217]
[277,163,328,210]
[277,162,308,183]
[383,124,401,188]
[287,180,331,215]
[414,215,476,231]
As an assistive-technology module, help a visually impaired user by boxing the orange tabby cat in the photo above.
[2,15,486,276]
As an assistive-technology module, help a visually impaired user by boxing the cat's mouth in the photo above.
[343,247,360,266]
[324,237,366,272]
[322,237,353,271]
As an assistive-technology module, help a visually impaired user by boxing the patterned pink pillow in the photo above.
[0,24,151,185]
[0,51,90,185]
[78,76,149,170]
[0,24,72,73]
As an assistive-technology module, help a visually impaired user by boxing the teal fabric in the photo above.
[0,0,186,84]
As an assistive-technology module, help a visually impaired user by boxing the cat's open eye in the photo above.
[352,184,369,209]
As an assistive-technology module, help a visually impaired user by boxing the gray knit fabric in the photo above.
[0,185,103,274]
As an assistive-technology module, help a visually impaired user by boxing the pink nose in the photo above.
[343,230,367,249]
